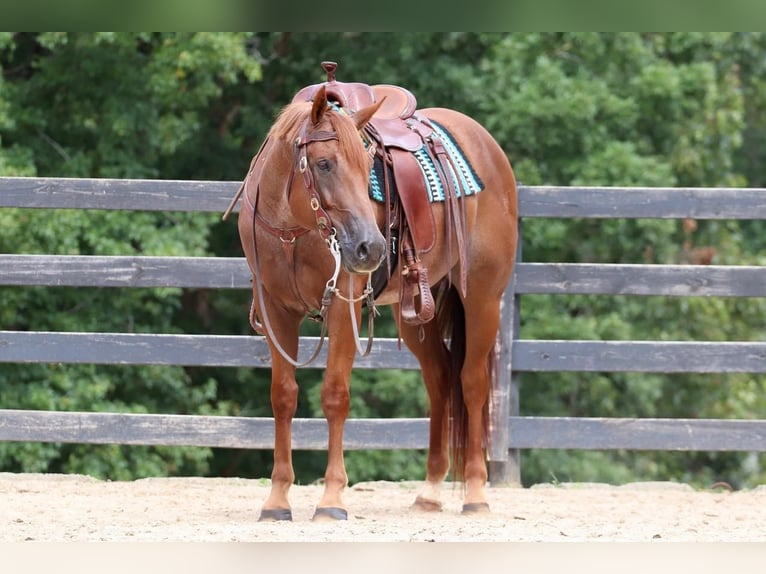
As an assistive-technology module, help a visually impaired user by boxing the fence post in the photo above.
[488,221,522,486]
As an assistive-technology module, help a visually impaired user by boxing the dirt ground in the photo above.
[1,472,765,542]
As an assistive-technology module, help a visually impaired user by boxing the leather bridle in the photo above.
[246,117,376,367]
[292,120,337,240]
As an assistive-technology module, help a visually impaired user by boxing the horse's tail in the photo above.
[434,280,493,483]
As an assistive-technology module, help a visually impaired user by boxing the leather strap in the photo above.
[295,121,336,239]
[399,242,435,325]
[428,130,468,296]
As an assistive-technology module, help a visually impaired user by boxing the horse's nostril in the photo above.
[358,239,386,264]
[356,241,370,262]
[347,235,386,271]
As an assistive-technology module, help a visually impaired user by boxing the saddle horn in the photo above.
[322,61,337,82]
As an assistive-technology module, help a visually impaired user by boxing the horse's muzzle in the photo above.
[340,230,386,274]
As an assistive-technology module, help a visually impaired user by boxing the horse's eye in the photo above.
[316,159,331,172]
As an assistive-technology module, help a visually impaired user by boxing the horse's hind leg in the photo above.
[459,289,506,514]
[396,307,451,512]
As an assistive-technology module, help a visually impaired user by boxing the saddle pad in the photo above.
[369,119,484,204]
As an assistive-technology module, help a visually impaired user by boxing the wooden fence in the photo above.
[2,176,766,485]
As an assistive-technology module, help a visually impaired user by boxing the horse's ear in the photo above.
[311,85,328,125]
[353,97,385,130]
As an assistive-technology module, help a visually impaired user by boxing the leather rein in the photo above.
[233,118,377,368]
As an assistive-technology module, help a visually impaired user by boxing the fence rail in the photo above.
[2,176,766,485]
[1,410,765,452]
[4,331,766,373]
[4,254,766,296]
[3,176,766,218]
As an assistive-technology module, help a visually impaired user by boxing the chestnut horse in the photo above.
[230,78,518,521]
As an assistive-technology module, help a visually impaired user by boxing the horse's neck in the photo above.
[254,141,302,228]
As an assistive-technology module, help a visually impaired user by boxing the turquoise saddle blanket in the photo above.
[368,119,484,204]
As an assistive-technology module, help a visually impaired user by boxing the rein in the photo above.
[244,117,377,368]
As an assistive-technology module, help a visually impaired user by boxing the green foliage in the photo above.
[485,33,766,488]
[2,32,260,179]
[0,32,260,478]
[2,33,766,488]
[478,32,743,188]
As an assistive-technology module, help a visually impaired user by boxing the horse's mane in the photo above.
[268,102,311,141]
[268,101,370,173]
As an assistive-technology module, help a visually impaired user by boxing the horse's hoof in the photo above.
[258,508,293,522]
[462,502,491,515]
[312,507,348,521]
[411,496,443,512]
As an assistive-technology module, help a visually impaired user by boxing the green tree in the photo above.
[475,32,766,488]
[0,32,262,479]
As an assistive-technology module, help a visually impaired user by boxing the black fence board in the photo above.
[2,410,764,452]
[0,177,239,212]
[5,256,766,298]
[519,186,766,219]
[0,255,251,288]
[515,263,766,297]
[514,340,766,373]
[509,417,766,451]
[4,178,766,220]
[4,331,766,374]
[0,410,428,450]
[0,331,421,369]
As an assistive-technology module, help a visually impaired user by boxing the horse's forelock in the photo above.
[269,102,369,173]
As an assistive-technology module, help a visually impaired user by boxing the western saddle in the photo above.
[293,62,470,326]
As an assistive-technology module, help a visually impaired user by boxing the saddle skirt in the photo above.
[291,61,483,325]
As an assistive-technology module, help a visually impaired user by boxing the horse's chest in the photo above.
[260,237,334,310]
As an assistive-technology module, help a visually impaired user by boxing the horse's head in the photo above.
[288,86,387,274]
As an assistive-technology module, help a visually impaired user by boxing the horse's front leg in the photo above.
[311,290,361,522]
[258,299,302,522]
